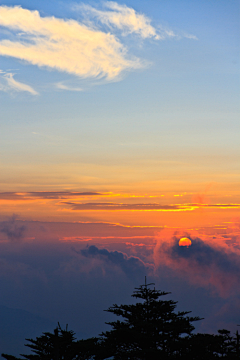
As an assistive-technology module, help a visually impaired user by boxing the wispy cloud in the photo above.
[63,202,196,211]
[55,82,83,92]
[0,191,103,200]
[76,2,197,41]
[63,201,240,212]
[0,4,197,88]
[184,33,198,40]
[0,214,27,241]
[0,70,38,95]
[77,1,160,39]
[0,5,141,81]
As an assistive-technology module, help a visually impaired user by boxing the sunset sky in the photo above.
[0,0,239,354]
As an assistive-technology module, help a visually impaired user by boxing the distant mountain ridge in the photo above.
[0,305,56,355]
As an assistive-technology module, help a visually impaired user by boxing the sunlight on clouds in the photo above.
[0,70,38,95]
[0,6,141,80]
[153,230,240,296]
[78,1,160,39]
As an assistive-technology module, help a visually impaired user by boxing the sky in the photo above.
[0,0,240,354]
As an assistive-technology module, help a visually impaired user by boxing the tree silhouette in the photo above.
[96,278,202,359]
[1,323,97,360]
[216,329,237,359]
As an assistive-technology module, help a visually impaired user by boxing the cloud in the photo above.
[0,4,197,88]
[0,214,26,241]
[0,6,142,81]
[184,34,198,40]
[77,2,198,41]
[0,191,103,200]
[169,238,239,273]
[64,201,240,212]
[80,245,152,275]
[63,202,195,211]
[154,235,240,295]
[55,82,83,92]
[202,204,240,209]
[78,1,160,39]
[0,70,38,94]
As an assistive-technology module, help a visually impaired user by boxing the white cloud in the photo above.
[0,5,142,81]
[78,1,160,39]
[76,2,197,41]
[0,70,38,95]
[184,34,198,40]
[0,4,197,88]
[55,82,83,92]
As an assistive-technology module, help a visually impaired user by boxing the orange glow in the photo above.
[0,190,239,228]
[179,237,192,247]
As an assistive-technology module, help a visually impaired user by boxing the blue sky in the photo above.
[1,1,239,181]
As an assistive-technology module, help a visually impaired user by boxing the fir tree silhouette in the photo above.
[96,277,202,359]
[1,323,97,360]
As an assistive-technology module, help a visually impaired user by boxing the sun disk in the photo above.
[179,237,192,247]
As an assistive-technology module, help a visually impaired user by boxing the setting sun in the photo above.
[179,237,192,247]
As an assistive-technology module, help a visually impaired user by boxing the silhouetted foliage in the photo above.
[1,323,97,360]
[2,281,240,359]
[216,329,237,359]
[96,278,202,359]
